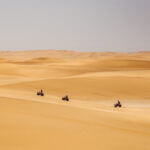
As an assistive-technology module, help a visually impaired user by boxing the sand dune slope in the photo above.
[0,76,149,100]
[0,96,149,150]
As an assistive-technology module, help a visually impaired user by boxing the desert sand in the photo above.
[0,50,150,150]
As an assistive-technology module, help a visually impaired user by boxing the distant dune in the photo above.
[0,49,150,60]
[0,50,150,99]
[0,49,139,59]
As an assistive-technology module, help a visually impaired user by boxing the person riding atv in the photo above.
[37,89,44,96]
[114,100,122,108]
[62,95,69,101]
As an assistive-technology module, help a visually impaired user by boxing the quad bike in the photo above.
[114,102,122,108]
[37,90,44,96]
[62,96,69,101]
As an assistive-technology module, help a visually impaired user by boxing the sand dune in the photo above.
[9,57,64,65]
[0,50,150,150]
[2,72,150,100]
[0,96,149,150]
[84,58,150,71]
[0,50,120,59]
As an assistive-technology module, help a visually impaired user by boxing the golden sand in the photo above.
[0,50,149,150]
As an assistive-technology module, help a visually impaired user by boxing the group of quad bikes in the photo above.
[37,90,122,107]
[37,90,69,101]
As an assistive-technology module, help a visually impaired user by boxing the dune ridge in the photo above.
[0,49,150,59]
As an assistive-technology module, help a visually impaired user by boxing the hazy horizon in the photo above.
[0,0,150,52]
